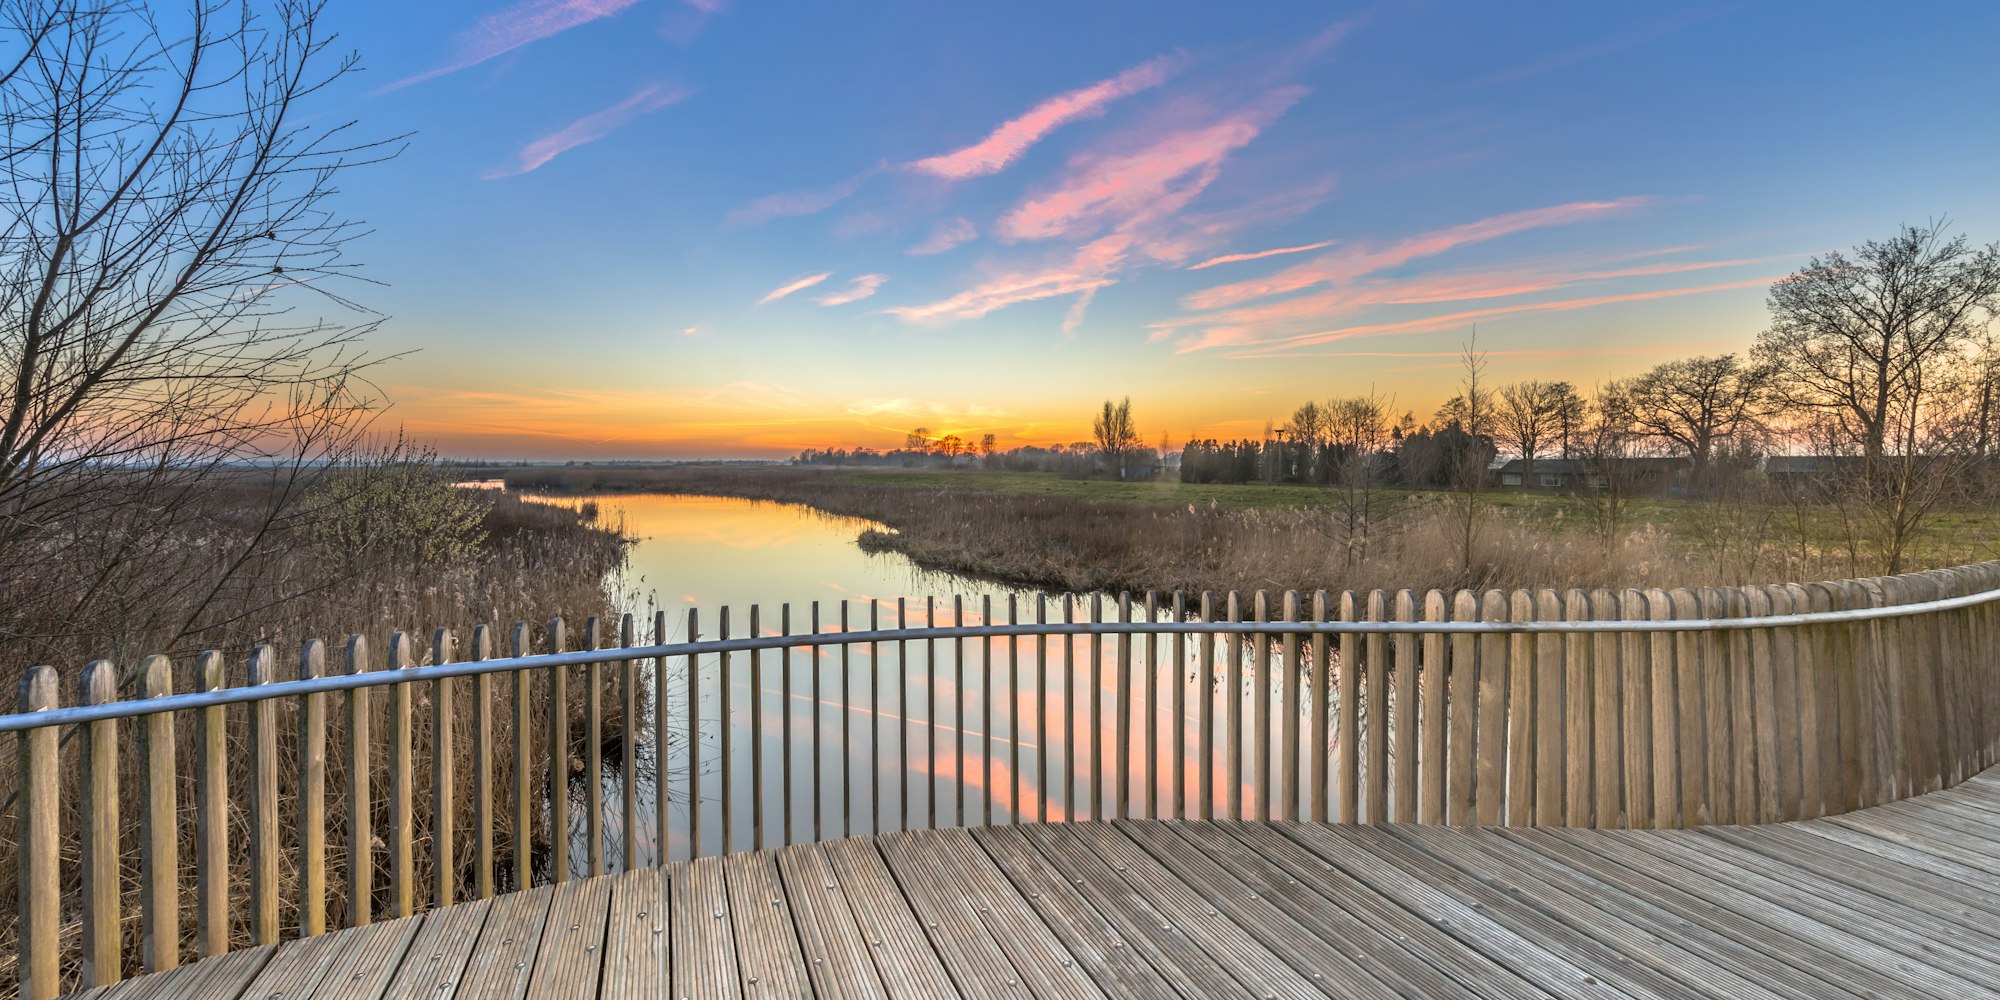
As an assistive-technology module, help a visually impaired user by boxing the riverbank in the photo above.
[482,464,1969,595]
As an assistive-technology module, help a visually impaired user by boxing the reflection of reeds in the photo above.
[495,464,1769,595]
[0,492,630,993]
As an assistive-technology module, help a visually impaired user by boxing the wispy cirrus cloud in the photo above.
[907,217,977,255]
[906,55,1179,181]
[997,86,1308,244]
[379,0,645,94]
[484,84,693,178]
[1181,197,1655,312]
[885,235,1128,324]
[1161,252,1750,353]
[757,272,833,305]
[1188,276,1776,357]
[725,168,877,228]
[1187,240,1336,270]
[817,273,887,306]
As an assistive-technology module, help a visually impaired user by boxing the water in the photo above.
[519,491,1320,876]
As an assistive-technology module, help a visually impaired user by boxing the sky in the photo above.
[319,0,2000,459]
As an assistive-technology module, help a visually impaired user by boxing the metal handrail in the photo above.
[4,581,1996,734]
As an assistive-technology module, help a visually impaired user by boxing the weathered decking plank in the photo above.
[61,765,2000,1000]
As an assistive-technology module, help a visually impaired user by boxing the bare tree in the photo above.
[936,433,964,462]
[1575,382,1646,552]
[1550,381,1588,459]
[1093,396,1141,480]
[1495,379,1567,487]
[1325,390,1390,569]
[906,427,932,452]
[1623,354,1771,490]
[1447,331,1490,578]
[1755,220,2000,471]
[0,0,396,662]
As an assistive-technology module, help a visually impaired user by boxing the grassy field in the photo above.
[486,463,2000,594]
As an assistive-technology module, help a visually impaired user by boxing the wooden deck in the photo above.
[72,769,2000,999]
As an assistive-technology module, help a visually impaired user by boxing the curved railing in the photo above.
[6,562,2000,997]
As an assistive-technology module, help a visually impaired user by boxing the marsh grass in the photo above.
[0,486,632,992]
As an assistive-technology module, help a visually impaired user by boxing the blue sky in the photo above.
[325,0,2000,457]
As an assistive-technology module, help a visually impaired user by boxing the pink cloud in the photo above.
[1187,240,1336,270]
[885,236,1129,324]
[996,87,1308,244]
[1182,197,1656,311]
[1183,276,1776,356]
[484,84,693,178]
[1160,255,1755,351]
[906,56,1179,181]
[725,169,876,228]
[907,217,978,255]
[817,274,888,306]
[379,0,644,94]
[757,272,833,305]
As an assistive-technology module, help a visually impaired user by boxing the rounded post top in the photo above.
[18,664,58,712]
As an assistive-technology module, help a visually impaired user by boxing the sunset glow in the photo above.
[339,2,2000,458]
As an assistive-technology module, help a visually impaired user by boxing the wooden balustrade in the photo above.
[9,562,2000,996]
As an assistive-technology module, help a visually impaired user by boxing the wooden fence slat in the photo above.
[469,626,495,898]
[1198,592,1216,822]
[1364,590,1390,824]
[1530,590,1565,827]
[843,601,855,838]
[1278,590,1300,823]
[1252,591,1271,822]
[1562,590,1592,827]
[655,610,671,861]
[548,618,571,878]
[80,660,122,985]
[1116,592,1133,820]
[1090,593,1105,821]
[775,605,790,846]
[298,641,328,937]
[1226,591,1243,822]
[1337,591,1359,823]
[1729,587,1762,821]
[388,632,417,916]
[894,599,905,831]
[1420,590,1448,825]
[982,596,995,827]
[1506,590,1536,828]
[622,613,640,868]
[1746,587,1782,823]
[17,666,60,1000]
[687,608,702,858]
[197,651,229,955]
[1785,584,1823,819]
[1145,591,1160,819]
[587,616,607,871]
[246,647,280,943]
[432,628,457,907]
[1393,591,1420,824]
[1172,591,1188,820]
[346,636,373,925]
[139,655,179,973]
[1038,595,1051,824]
[1646,589,1678,829]
[1308,591,1331,823]
[509,625,532,887]
[1765,587,1804,822]
[1801,584,1843,818]
[1668,590,1707,828]
[1616,589,1653,829]
[1447,590,1478,826]
[1696,588,1734,825]
[1587,590,1622,827]
[1475,590,1508,827]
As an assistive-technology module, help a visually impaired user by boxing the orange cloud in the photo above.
[906,56,1179,180]
[816,273,888,306]
[907,217,977,255]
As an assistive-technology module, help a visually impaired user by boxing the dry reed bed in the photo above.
[500,465,1807,595]
[0,491,634,993]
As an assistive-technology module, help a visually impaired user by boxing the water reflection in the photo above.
[519,492,1378,876]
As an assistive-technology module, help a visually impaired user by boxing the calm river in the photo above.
[521,491,1258,875]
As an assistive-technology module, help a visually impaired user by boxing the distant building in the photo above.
[1495,456,1686,493]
